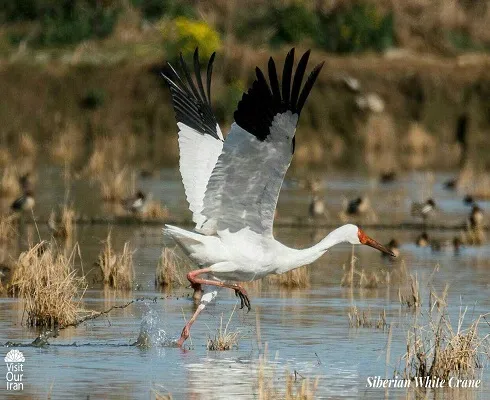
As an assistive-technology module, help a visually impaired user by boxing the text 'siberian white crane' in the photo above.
[162,48,396,347]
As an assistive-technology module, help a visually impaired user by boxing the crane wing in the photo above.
[200,49,324,237]
[162,49,224,227]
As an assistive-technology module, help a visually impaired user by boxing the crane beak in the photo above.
[358,229,396,257]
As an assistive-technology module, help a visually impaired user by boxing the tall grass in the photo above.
[257,345,318,400]
[266,266,310,289]
[207,306,240,351]
[0,167,20,197]
[155,248,184,288]
[97,230,134,290]
[10,242,86,328]
[396,287,489,381]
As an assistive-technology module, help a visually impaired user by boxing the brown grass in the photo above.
[398,273,422,309]
[18,133,37,159]
[50,125,83,167]
[257,345,319,400]
[97,231,134,290]
[0,167,20,197]
[396,287,489,381]
[0,215,16,243]
[98,168,133,202]
[10,241,87,328]
[0,148,12,169]
[266,267,310,289]
[49,204,76,241]
[206,307,240,351]
[348,306,388,330]
[155,248,184,288]
[142,200,170,219]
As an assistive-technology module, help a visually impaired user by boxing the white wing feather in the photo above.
[177,122,223,226]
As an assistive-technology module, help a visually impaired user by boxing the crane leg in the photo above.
[186,268,251,311]
[177,289,218,347]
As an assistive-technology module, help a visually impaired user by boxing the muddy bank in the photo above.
[1,51,490,170]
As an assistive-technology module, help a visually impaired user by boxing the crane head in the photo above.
[357,228,396,257]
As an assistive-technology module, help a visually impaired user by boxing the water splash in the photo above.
[135,308,170,348]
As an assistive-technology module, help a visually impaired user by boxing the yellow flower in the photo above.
[163,17,221,60]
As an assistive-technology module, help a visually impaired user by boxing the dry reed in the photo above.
[142,200,170,219]
[266,266,310,289]
[348,306,388,330]
[48,204,76,241]
[98,168,133,202]
[18,133,37,159]
[97,231,134,290]
[206,307,240,351]
[155,248,184,288]
[0,215,16,243]
[10,241,86,328]
[398,273,421,309]
[0,167,20,197]
[396,287,489,381]
[257,345,318,400]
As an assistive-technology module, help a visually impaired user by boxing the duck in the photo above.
[416,232,430,247]
[309,195,327,218]
[411,198,436,222]
[463,194,474,206]
[122,191,147,214]
[379,171,397,184]
[346,196,370,215]
[11,189,35,212]
[383,239,400,258]
[468,205,484,229]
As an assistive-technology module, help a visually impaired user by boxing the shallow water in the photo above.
[0,169,489,399]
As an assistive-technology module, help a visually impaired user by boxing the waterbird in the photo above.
[309,194,327,219]
[463,194,474,206]
[468,204,483,229]
[162,48,396,347]
[122,191,147,214]
[379,171,396,184]
[383,239,400,258]
[411,198,436,222]
[415,232,430,247]
[346,196,370,215]
[11,189,35,212]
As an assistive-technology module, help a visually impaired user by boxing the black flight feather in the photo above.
[234,48,323,150]
[282,48,294,107]
[290,50,310,113]
[162,49,221,140]
[268,57,282,106]
[193,49,206,103]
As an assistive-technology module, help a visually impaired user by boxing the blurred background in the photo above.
[1,0,490,178]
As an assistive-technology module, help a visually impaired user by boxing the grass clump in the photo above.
[0,167,20,197]
[48,204,76,241]
[142,199,169,220]
[398,273,422,309]
[257,346,318,400]
[10,241,86,328]
[266,266,310,289]
[155,248,184,288]
[206,308,240,351]
[97,231,134,290]
[396,288,489,382]
[348,306,388,330]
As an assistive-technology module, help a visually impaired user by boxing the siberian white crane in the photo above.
[162,48,395,347]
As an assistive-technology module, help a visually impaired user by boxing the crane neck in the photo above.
[277,227,351,274]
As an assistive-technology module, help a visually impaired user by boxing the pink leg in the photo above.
[176,268,251,347]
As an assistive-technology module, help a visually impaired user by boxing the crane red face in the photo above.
[358,228,396,257]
